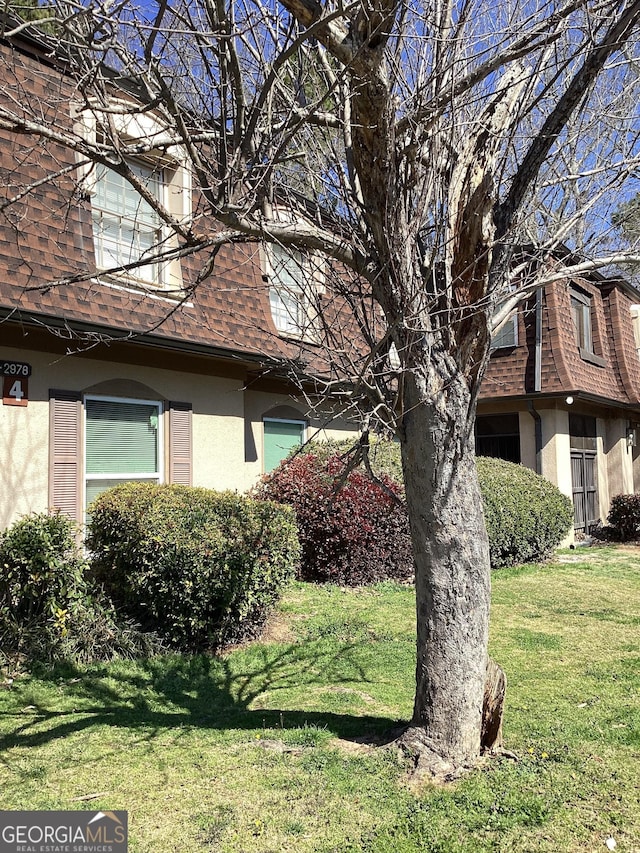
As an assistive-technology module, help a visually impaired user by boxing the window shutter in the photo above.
[49,390,82,522]
[169,401,192,485]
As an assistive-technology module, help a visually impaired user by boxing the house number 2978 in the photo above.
[2,361,31,376]
[1,361,31,377]
[2,361,31,407]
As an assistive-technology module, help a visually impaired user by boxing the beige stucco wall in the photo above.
[538,408,573,502]
[518,410,537,471]
[633,442,640,494]
[244,388,358,483]
[595,418,609,523]
[0,343,361,529]
[604,418,635,504]
[0,378,49,528]
[0,344,243,528]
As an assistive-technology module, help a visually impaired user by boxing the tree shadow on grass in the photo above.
[0,638,405,756]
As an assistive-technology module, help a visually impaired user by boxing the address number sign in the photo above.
[2,361,31,407]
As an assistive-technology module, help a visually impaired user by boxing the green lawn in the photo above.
[1,547,639,852]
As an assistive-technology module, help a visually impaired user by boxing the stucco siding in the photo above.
[0,342,361,528]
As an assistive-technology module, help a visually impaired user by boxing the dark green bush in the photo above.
[288,439,572,570]
[0,511,158,665]
[0,511,87,622]
[476,457,573,567]
[606,494,640,540]
[87,484,299,650]
[296,437,404,483]
[0,512,88,654]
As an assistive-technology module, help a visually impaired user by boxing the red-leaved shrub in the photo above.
[256,453,413,585]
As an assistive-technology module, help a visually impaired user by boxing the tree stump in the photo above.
[481,658,506,753]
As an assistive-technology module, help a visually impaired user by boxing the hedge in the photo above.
[476,456,573,567]
[259,439,573,576]
[0,511,159,664]
[87,483,299,650]
[0,512,88,653]
[606,493,640,540]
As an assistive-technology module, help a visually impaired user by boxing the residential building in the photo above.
[1,28,639,539]
[0,30,355,530]
[478,272,640,534]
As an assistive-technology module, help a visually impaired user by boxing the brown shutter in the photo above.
[168,401,192,485]
[49,390,82,521]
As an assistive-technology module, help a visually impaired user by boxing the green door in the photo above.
[263,419,305,472]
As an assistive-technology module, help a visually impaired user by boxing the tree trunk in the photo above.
[397,357,491,778]
[481,658,506,753]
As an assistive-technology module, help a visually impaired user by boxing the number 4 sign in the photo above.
[3,376,28,406]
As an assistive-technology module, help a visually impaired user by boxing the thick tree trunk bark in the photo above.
[397,358,491,778]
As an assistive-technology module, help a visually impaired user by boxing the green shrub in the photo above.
[606,493,640,540]
[290,439,572,570]
[0,511,163,665]
[476,457,573,567]
[296,437,404,483]
[0,511,87,626]
[87,484,299,650]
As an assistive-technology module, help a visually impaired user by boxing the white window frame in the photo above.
[73,99,191,296]
[83,394,164,516]
[491,312,518,350]
[570,288,594,355]
[265,240,324,339]
[630,304,640,361]
[91,159,166,286]
[266,244,310,337]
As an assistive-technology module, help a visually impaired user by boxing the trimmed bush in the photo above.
[256,452,413,584]
[0,511,157,665]
[606,494,640,541]
[476,457,573,567]
[263,439,573,575]
[0,512,88,658]
[87,484,299,650]
[0,511,87,624]
[296,437,404,483]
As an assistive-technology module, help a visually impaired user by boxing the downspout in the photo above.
[534,286,542,395]
[528,287,544,475]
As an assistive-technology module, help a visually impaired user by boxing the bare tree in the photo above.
[2,0,640,777]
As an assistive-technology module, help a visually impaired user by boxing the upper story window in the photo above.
[491,313,518,349]
[92,161,164,285]
[490,285,519,351]
[74,99,190,296]
[570,288,594,354]
[630,304,640,361]
[569,285,607,366]
[267,243,322,339]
